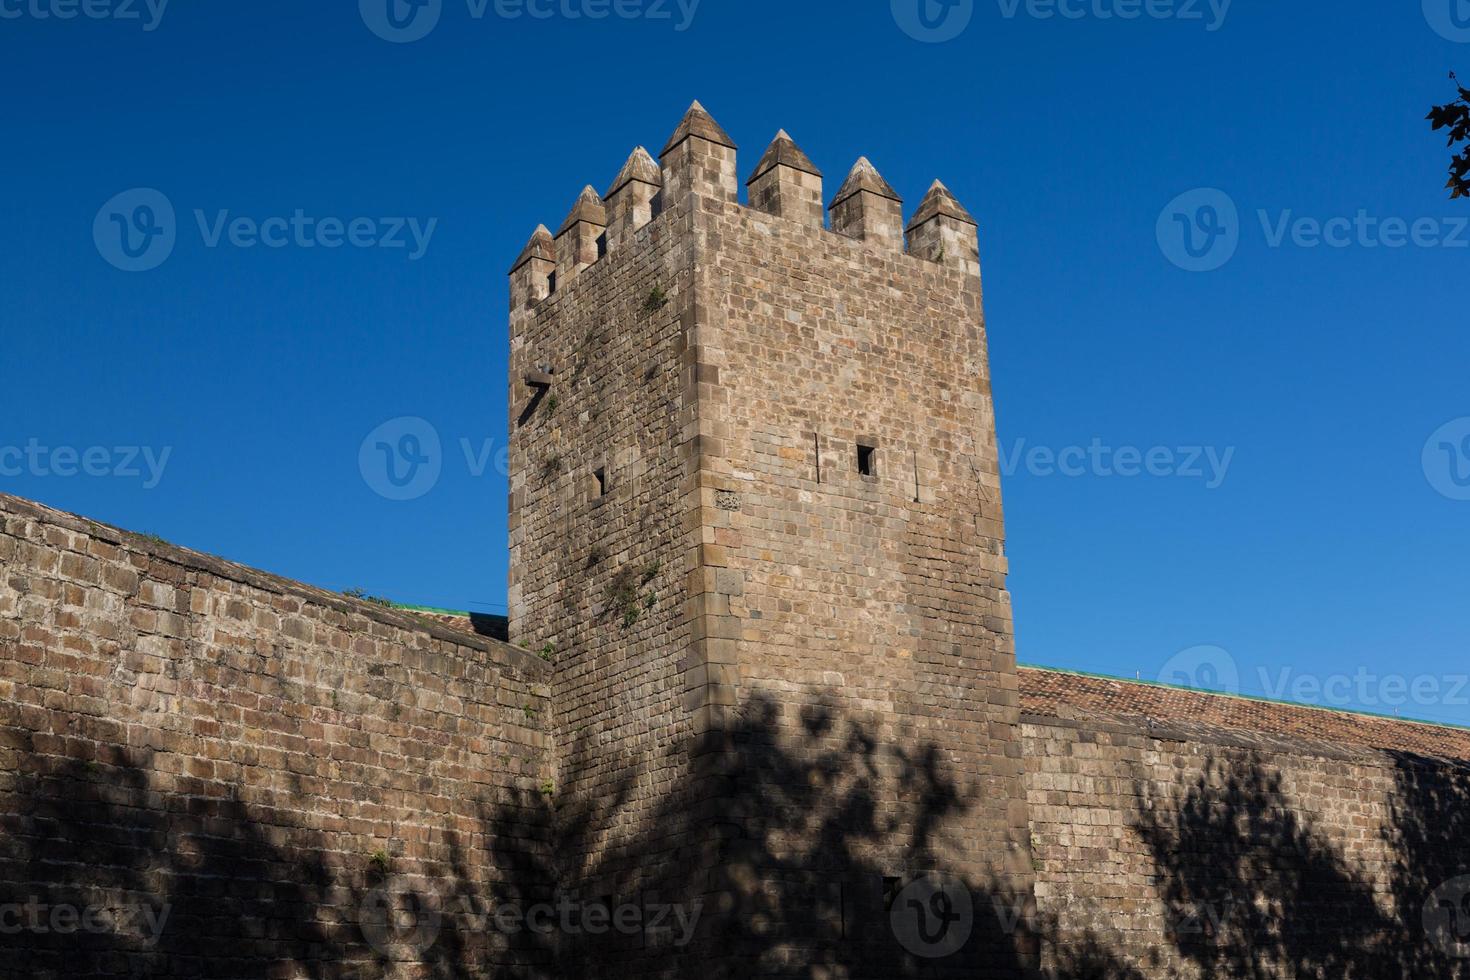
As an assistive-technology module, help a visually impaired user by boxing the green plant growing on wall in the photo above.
[540,779,555,797]
[538,644,555,663]
[368,849,392,877]
[605,566,644,628]
[545,395,559,417]
[344,588,393,608]
[642,285,668,313]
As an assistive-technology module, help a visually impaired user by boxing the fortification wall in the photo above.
[0,494,555,979]
[1022,706,1470,978]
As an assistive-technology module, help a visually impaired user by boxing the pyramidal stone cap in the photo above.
[605,146,664,199]
[829,157,902,209]
[556,186,607,237]
[509,224,554,274]
[907,179,977,231]
[660,100,737,157]
[746,129,822,185]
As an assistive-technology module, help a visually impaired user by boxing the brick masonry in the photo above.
[0,493,555,979]
[4,101,1470,979]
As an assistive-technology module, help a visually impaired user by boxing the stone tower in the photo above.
[507,103,1034,978]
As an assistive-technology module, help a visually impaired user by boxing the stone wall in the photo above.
[505,147,713,976]
[0,494,555,979]
[1022,703,1470,978]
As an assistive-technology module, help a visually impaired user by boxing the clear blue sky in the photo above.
[3,1,1467,724]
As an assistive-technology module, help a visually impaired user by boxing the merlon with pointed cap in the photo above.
[907,180,977,231]
[605,146,664,199]
[746,130,822,185]
[660,100,737,157]
[509,224,555,275]
[829,157,902,209]
[556,187,607,237]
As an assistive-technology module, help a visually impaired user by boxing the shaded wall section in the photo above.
[0,494,556,979]
[1020,668,1470,979]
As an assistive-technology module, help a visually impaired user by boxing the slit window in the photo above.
[594,467,608,496]
[596,233,608,260]
[547,271,558,295]
[857,444,877,477]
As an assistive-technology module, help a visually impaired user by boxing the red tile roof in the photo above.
[1020,667,1470,762]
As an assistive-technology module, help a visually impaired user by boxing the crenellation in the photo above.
[746,129,824,228]
[604,145,663,254]
[828,156,906,251]
[553,185,608,286]
[509,224,556,313]
[659,99,738,208]
[907,179,981,277]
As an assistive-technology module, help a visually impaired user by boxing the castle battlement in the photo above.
[509,100,982,308]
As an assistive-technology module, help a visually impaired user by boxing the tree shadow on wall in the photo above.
[1130,753,1470,980]
[0,748,348,979]
[482,690,1148,980]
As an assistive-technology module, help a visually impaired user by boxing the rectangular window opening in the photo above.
[596,233,608,260]
[858,444,877,477]
[594,467,608,496]
[547,271,558,295]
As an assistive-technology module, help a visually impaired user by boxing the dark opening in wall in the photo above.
[547,271,558,295]
[594,467,607,496]
[596,233,608,260]
[858,444,877,477]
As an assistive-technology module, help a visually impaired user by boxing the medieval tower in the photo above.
[507,102,1035,977]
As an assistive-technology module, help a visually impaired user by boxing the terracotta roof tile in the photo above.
[1020,667,1470,761]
